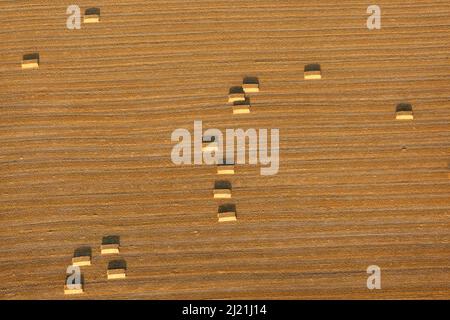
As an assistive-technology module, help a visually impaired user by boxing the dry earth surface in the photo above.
[0,0,449,299]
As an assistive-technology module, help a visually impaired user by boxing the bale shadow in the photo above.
[229,86,245,94]
[102,235,120,246]
[23,53,39,62]
[108,259,127,270]
[73,246,92,258]
[396,103,412,113]
[85,8,100,16]
[218,203,236,213]
[243,76,259,85]
[215,180,232,190]
[304,63,321,72]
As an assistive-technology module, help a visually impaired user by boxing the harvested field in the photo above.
[0,0,449,299]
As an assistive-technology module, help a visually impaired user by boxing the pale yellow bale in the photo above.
[217,165,235,175]
[218,211,237,222]
[228,93,246,103]
[72,256,91,267]
[242,83,259,93]
[213,189,232,199]
[101,243,120,255]
[107,268,126,280]
[304,70,322,80]
[396,111,414,120]
[84,14,100,23]
[64,284,84,295]
[21,58,39,70]
[233,104,250,114]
